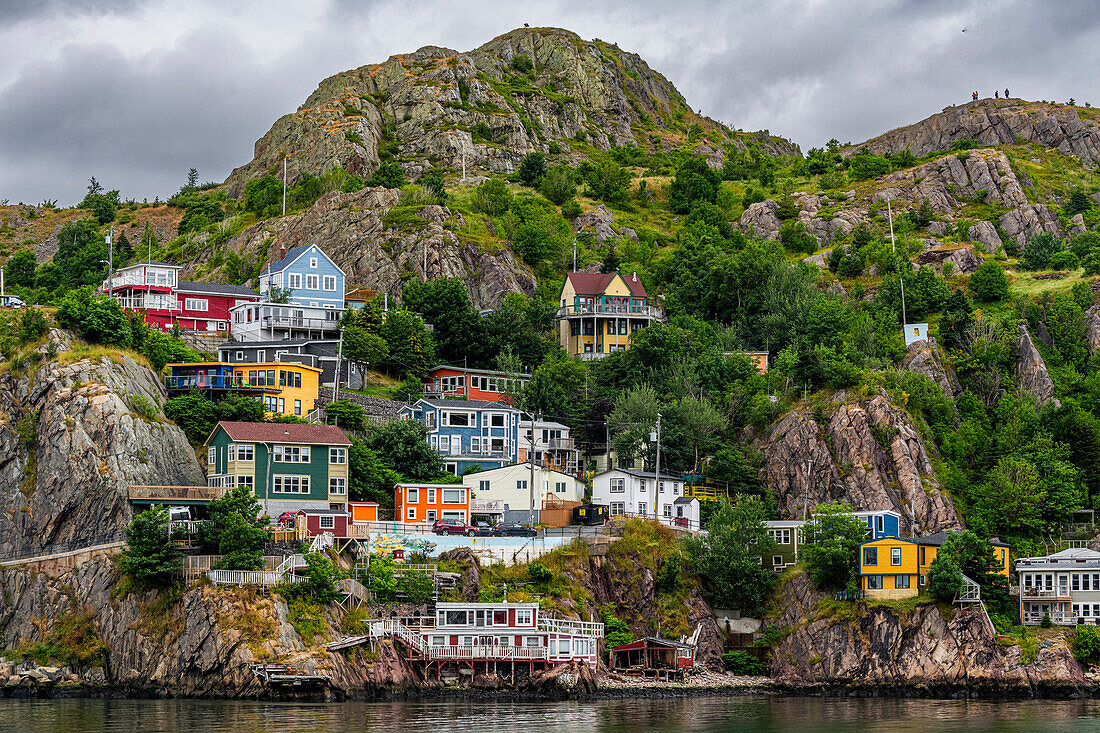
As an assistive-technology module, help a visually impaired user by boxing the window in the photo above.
[294,399,301,415]
[310,257,318,268]
[663,505,672,518]
[443,488,464,504]
[320,515,335,529]
[490,414,505,427]
[609,502,625,516]
[407,488,419,503]
[516,480,528,491]
[525,637,541,648]
[235,444,254,461]
[920,574,926,586]
[426,510,436,522]
[863,547,878,566]
[555,482,566,494]
[637,502,647,516]
[274,445,310,463]
[432,636,446,646]
[407,507,416,520]
[228,444,236,461]
[478,479,490,493]
[237,475,254,490]
[866,575,883,590]
[427,488,437,504]
[609,478,625,493]
[470,436,481,453]
[273,475,310,494]
[208,447,216,465]
[639,480,646,493]
[323,275,337,291]
[876,515,884,534]
[305,275,319,290]
[659,481,665,493]
[447,412,470,427]
[446,463,458,476]
[672,483,679,496]
[235,350,244,360]
[330,448,346,464]
[558,639,570,655]
[896,574,911,589]
[329,477,346,495]
[516,609,533,625]
[890,548,902,566]
[773,555,784,566]
[288,273,302,289]
[278,398,285,414]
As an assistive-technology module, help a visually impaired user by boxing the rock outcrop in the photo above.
[757,391,962,534]
[0,340,204,556]
[1085,305,1100,356]
[999,204,1065,247]
[772,574,1086,694]
[1016,325,1058,407]
[901,338,961,397]
[183,187,535,308]
[224,27,797,195]
[913,245,982,274]
[848,99,1100,166]
[883,149,1027,213]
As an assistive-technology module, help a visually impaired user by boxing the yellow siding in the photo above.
[602,273,632,297]
[234,362,321,418]
[918,541,1011,578]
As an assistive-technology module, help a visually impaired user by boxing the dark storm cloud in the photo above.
[0,0,1098,204]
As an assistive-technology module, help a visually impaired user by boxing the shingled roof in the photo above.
[212,421,351,446]
[566,271,647,297]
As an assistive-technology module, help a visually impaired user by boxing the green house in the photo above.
[204,421,351,515]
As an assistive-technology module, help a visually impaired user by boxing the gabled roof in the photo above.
[117,260,179,270]
[412,398,519,411]
[259,244,345,278]
[860,536,918,547]
[611,636,693,651]
[176,280,261,298]
[917,531,1009,548]
[460,464,577,481]
[209,421,350,446]
[595,467,682,482]
[673,496,697,504]
[565,271,647,297]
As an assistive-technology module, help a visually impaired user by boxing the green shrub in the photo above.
[510,54,533,73]
[528,562,553,584]
[968,260,1008,302]
[1048,251,1079,270]
[560,199,582,220]
[600,605,635,649]
[721,650,765,675]
[471,179,512,216]
[539,166,576,205]
[517,152,546,187]
[1074,625,1100,663]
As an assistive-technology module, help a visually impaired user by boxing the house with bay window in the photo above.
[555,271,663,359]
[203,421,351,515]
[258,244,345,309]
[590,468,700,530]
[165,361,321,418]
[397,398,521,475]
[1017,548,1100,625]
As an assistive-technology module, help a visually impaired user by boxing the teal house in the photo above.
[204,421,351,516]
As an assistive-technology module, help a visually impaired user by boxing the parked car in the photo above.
[167,506,191,522]
[492,522,537,537]
[276,511,298,526]
[433,518,480,536]
[0,295,25,309]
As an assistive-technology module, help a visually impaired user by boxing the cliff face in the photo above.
[756,390,961,534]
[183,187,535,308]
[771,574,1086,694]
[223,27,797,195]
[849,99,1100,165]
[0,332,204,556]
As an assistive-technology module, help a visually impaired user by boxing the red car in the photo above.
[433,518,480,536]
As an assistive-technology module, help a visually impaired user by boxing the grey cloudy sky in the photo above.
[1,0,1097,205]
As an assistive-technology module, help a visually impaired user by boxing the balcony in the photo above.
[129,485,226,502]
[1021,610,1077,626]
[1021,587,1071,601]
[165,375,278,391]
[257,315,341,331]
[546,438,574,451]
[556,303,662,319]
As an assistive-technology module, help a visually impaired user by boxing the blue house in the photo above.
[259,244,345,310]
[854,509,902,539]
[398,398,521,475]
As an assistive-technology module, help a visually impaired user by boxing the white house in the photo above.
[591,468,700,531]
[463,464,585,523]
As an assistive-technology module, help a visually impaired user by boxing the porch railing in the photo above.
[538,617,604,638]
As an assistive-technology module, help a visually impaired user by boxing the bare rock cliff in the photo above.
[0,334,204,556]
[849,99,1100,165]
[900,337,961,397]
[756,390,962,534]
[1016,325,1058,407]
[183,187,535,308]
[772,574,1086,694]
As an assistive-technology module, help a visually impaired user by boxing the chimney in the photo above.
[632,271,637,282]
[279,244,286,261]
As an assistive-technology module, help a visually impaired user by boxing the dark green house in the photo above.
[204,421,351,515]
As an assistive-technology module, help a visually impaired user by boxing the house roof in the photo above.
[259,244,345,278]
[859,537,918,547]
[673,496,697,504]
[461,464,577,482]
[565,271,647,297]
[176,280,261,298]
[210,421,350,446]
[414,398,519,411]
[610,636,693,651]
[596,467,683,482]
[118,260,179,270]
[917,531,1009,548]
[295,507,348,516]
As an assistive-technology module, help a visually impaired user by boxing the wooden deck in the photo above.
[129,485,223,502]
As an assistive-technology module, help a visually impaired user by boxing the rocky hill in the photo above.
[224,27,798,195]
[0,330,202,556]
[848,98,1100,165]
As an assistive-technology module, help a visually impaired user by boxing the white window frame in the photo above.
[515,609,533,625]
[237,475,254,490]
[310,257,318,268]
[185,298,208,312]
[236,444,254,461]
[407,507,417,520]
[228,444,236,461]
[287,273,302,289]
[330,447,346,464]
[319,515,335,529]
[329,477,346,495]
[517,479,528,491]
[407,487,419,503]
[305,274,319,290]
[442,488,465,504]
[609,478,625,493]
[208,446,216,465]
[323,275,337,291]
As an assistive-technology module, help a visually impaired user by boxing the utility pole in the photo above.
[462,149,466,184]
[282,157,287,217]
[423,239,427,281]
[804,459,814,519]
[572,236,577,272]
[333,329,344,406]
[888,199,907,326]
[105,226,114,295]
[652,412,662,521]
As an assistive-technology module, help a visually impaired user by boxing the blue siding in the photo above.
[863,512,901,539]
[398,399,520,475]
[260,244,345,309]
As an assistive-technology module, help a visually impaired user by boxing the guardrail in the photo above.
[426,644,548,661]
[556,304,661,318]
[129,485,225,502]
[208,569,308,586]
[0,533,127,566]
[539,617,604,638]
[164,376,274,390]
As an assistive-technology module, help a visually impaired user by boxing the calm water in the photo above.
[3,696,1100,732]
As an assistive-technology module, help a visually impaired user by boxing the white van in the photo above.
[0,295,25,309]
[168,506,191,522]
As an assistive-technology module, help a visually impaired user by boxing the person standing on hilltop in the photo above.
[972,91,978,101]
[995,90,999,98]
[1005,88,1010,98]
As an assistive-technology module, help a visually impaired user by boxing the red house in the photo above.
[102,261,260,333]
[295,508,350,537]
[423,366,529,404]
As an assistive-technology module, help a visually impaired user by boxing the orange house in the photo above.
[348,501,379,523]
[394,483,470,524]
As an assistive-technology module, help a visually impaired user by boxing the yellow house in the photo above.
[916,532,1011,590]
[859,537,920,599]
[556,271,662,359]
[231,362,321,418]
